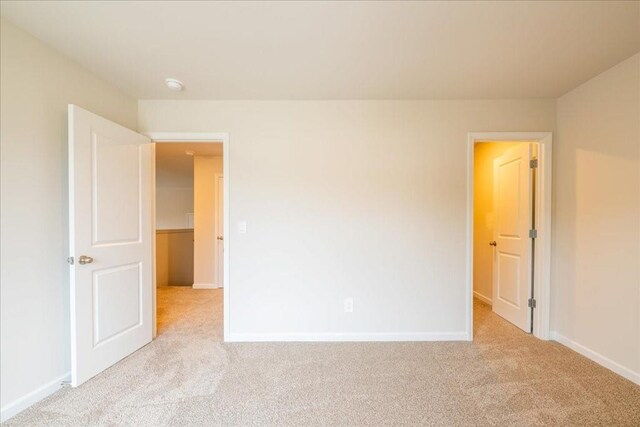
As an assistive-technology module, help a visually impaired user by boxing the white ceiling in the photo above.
[1,1,639,99]
[156,143,222,188]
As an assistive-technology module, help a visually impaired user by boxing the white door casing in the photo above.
[68,105,153,387]
[491,143,533,332]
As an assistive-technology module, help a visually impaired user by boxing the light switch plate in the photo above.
[238,221,247,234]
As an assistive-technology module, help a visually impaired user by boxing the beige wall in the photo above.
[193,156,223,287]
[156,232,170,287]
[156,187,193,229]
[554,53,640,378]
[473,142,519,303]
[138,99,556,337]
[156,230,194,286]
[155,149,194,230]
[0,19,138,416]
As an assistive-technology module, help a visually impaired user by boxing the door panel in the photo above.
[496,253,520,307]
[92,134,141,245]
[496,158,521,237]
[93,263,142,347]
[69,105,152,387]
[492,144,533,332]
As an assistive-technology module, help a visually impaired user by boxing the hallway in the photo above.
[156,286,222,339]
[7,291,640,425]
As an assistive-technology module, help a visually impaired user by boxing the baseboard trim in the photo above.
[473,291,492,305]
[229,331,468,342]
[0,371,70,422]
[550,331,640,385]
[192,283,218,289]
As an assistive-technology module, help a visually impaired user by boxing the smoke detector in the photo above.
[165,78,185,92]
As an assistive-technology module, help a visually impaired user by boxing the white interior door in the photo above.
[216,175,224,287]
[68,105,153,387]
[491,144,533,332]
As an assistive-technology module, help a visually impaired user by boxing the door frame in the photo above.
[466,132,552,340]
[144,132,230,342]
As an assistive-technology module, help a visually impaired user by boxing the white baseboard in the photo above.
[473,291,492,305]
[0,371,70,422]
[229,331,468,342]
[192,283,218,289]
[550,331,640,385]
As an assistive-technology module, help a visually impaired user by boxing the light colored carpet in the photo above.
[5,287,640,426]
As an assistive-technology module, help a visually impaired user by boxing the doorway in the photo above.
[147,133,230,341]
[473,141,537,333]
[467,132,552,340]
[154,142,224,335]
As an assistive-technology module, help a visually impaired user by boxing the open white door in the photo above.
[491,144,533,332]
[68,105,153,387]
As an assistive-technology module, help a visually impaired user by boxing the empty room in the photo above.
[0,1,639,425]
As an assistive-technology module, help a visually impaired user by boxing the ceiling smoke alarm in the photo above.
[165,78,184,91]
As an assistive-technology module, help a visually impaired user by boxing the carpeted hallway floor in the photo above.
[5,287,640,426]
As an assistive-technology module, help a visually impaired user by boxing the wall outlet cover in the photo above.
[344,298,353,313]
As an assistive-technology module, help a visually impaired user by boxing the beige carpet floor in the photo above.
[5,287,640,426]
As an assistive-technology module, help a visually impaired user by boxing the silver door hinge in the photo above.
[528,298,536,308]
[67,257,74,265]
[529,229,537,239]
[530,159,538,169]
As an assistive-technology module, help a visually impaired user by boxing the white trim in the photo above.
[192,283,218,289]
[467,132,553,341]
[223,134,230,342]
[473,291,492,305]
[144,132,228,143]
[150,143,157,339]
[551,331,640,385]
[229,331,468,342]
[146,132,231,342]
[0,372,70,422]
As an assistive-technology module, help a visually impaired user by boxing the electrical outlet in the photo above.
[344,298,353,313]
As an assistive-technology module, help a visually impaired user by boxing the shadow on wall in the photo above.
[553,53,640,373]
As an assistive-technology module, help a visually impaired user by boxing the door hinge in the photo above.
[530,158,538,169]
[528,298,536,308]
[67,256,74,265]
[529,229,537,239]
